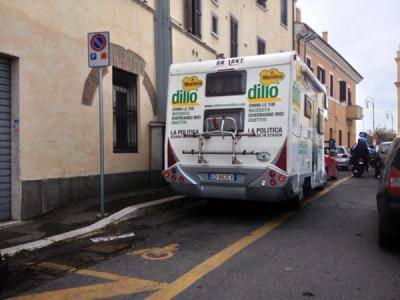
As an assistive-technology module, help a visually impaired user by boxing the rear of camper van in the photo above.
[163,52,326,207]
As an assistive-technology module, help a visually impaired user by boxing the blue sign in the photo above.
[90,34,107,52]
[90,53,97,60]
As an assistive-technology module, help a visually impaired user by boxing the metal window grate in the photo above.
[112,67,138,153]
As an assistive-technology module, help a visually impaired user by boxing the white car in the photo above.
[335,146,351,170]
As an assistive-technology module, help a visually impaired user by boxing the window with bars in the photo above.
[280,0,288,27]
[257,37,266,55]
[112,67,138,153]
[186,0,202,38]
[230,16,238,57]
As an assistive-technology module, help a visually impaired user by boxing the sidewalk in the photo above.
[0,187,176,250]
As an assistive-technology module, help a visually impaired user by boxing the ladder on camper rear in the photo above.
[182,116,259,164]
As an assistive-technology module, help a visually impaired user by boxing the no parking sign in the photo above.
[88,32,110,67]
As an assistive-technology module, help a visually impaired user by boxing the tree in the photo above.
[366,126,394,144]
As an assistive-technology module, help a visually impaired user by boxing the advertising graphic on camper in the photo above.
[164,52,327,205]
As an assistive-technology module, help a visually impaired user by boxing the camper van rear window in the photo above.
[203,108,245,133]
[205,70,247,97]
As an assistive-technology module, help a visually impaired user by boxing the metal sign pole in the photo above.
[98,67,105,215]
[88,31,109,217]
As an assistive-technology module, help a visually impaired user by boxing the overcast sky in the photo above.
[296,0,400,135]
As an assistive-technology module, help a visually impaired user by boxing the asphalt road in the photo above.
[10,172,400,299]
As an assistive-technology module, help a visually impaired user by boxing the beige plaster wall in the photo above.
[0,0,157,181]
[170,0,294,58]
[0,0,294,182]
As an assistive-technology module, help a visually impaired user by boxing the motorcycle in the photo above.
[352,158,366,178]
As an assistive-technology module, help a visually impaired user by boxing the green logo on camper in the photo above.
[171,76,202,107]
[247,69,284,103]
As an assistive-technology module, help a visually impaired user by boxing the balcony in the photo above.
[346,105,363,120]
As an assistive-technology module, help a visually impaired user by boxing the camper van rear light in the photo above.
[167,140,178,168]
[275,139,287,172]
[270,178,277,186]
[163,171,170,178]
[269,170,276,178]
[171,175,177,182]
[278,175,286,182]
[171,168,177,174]
[178,176,185,183]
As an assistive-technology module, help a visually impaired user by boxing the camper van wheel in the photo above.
[287,187,304,211]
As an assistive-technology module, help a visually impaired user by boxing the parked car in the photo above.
[324,148,338,180]
[375,142,393,178]
[0,254,8,292]
[377,138,400,248]
[335,146,351,170]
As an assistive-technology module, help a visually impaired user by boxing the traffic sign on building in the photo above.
[88,32,110,68]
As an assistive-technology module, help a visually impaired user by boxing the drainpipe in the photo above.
[292,0,295,50]
[297,24,309,58]
[155,0,172,122]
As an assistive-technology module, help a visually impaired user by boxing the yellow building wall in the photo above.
[170,0,294,58]
[0,0,294,181]
[0,0,157,181]
[296,43,359,147]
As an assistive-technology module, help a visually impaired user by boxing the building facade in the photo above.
[0,0,295,221]
[294,21,363,148]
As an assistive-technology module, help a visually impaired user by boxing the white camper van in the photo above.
[163,52,327,209]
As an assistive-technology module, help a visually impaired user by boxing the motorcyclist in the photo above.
[350,138,370,167]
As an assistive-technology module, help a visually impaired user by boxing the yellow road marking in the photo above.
[11,268,165,300]
[12,176,351,300]
[129,243,179,261]
[35,261,75,272]
[146,176,351,300]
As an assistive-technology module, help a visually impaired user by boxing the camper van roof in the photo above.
[169,52,296,75]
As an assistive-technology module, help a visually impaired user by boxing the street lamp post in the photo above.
[386,111,394,139]
[365,97,375,139]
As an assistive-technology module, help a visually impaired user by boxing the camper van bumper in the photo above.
[169,183,296,202]
[163,165,302,202]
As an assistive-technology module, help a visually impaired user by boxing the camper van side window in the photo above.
[304,95,312,119]
[206,70,247,97]
[317,109,325,135]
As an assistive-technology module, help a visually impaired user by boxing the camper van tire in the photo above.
[287,187,304,211]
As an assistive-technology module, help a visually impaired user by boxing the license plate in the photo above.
[208,173,237,182]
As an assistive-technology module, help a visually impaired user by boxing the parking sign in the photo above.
[88,32,110,68]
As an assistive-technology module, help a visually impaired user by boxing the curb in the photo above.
[0,195,186,257]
